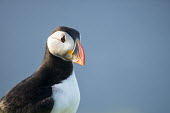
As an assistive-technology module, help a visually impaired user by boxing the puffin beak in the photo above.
[68,39,85,66]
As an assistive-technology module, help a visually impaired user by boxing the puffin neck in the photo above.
[35,45,73,86]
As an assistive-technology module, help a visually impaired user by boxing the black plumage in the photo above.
[51,26,80,41]
[0,26,80,113]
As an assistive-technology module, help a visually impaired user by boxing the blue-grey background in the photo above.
[0,0,170,113]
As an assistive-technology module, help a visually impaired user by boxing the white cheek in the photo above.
[65,38,74,51]
[47,32,75,57]
[47,38,64,56]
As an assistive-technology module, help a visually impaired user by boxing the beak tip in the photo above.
[81,63,85,66]
[73,59,85,66]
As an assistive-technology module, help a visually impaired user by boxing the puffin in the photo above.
[0,26,85,113]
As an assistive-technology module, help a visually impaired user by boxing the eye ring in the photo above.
[61,35,65,43]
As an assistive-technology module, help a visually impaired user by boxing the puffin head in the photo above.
[47,26,85,66]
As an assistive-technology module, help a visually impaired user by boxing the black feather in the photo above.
[0,44,73,113]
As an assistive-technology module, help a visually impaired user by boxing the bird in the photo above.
[0,26,85,113]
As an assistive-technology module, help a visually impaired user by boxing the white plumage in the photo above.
[51,71,80,113]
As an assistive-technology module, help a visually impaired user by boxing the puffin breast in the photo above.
[50,71,80,113]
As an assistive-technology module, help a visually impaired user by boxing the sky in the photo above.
[0,0,170,113]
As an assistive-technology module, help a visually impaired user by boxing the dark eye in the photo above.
[61,35,65,43]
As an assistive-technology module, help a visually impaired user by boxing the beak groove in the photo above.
[72,40,85,66]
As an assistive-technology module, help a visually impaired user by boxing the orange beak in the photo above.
[73,40,85,66]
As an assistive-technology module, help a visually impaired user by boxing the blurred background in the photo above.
[0,0,170,113]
